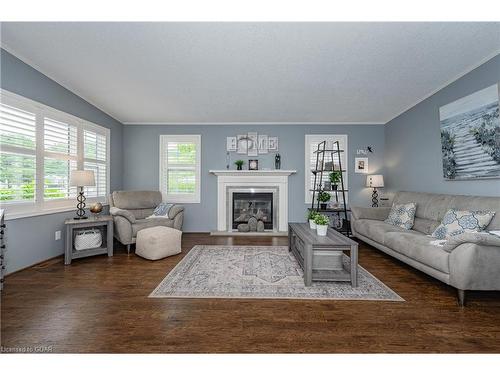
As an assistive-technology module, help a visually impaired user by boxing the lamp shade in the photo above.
[70,170,95,187]
[366,174,384,188]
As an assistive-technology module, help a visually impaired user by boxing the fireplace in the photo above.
[232,192,273,230]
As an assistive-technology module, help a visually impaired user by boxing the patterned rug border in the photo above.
[149,245,404,302]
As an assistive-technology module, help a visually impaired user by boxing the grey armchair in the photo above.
[108,190,184,252]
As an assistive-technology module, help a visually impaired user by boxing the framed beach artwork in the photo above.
[440,84,500,180]
[226,137,237,151]
[268,137,279,151]
[247,132,258,156]
[258,134,268,154]
[237,134,248,154]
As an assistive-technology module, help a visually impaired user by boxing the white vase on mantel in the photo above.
[316,224,328,236]
[309,219,317,229]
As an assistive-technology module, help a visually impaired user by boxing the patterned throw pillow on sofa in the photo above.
[384,202,417,230]
[431,209,496,240]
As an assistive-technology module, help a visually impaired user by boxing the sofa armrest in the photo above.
[168,205,184,219]
[443,233,500,252]
[351,206,391,221]
[109,207,136,223]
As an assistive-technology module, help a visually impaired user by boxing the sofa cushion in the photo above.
[112,190,162,210]
[384,202,417,229]
[385,232,450,273]
[431,209,496,240]
[412,217,440,235]
[354,219,409,245]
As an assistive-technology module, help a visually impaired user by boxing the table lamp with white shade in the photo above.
[70,170,95,220]
[366,174,384,207]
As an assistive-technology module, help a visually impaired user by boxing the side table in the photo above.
[65,215,113,265]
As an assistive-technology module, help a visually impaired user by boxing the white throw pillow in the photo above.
[431,209,495,240]
[384,202,417,230]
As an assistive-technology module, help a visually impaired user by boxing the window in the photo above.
[305,134,348,204]
[159,135,201,203]
[0,90,110,218]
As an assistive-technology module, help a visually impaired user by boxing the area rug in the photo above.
[149,245,403,301]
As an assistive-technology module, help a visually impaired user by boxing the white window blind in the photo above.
[43,116,78,200]
[0,102,37,202]
[84,129,108,198]
[159,135,201,203]
[0,90,110,218]
[305,134,348,204]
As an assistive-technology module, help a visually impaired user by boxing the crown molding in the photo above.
[1,43,125,124]
[384,49,500,124]
[122,121,385,126]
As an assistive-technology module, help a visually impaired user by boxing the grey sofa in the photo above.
[351,191,500,306]
[108,190,184,252]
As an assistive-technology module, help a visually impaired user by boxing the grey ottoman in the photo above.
[136,226,182,260]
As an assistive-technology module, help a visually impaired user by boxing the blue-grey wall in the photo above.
[123,124,385,232]
[1,48,124,273]
[385,54,500,196]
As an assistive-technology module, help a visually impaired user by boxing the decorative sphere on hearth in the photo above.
[89,202,103,215]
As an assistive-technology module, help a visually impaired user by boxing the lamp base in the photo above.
[75,187,88,219]
[371,188,379,207]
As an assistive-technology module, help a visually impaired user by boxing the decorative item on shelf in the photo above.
[366,174,384,207]
[248,159,259,170]
[314,214,330,236]
[69,170,95,220]
[307,210,319,230]
[355,157,369,174]
[234,160,245,170]
[329,171,342,190]
[331,214,344,230]
[274,153,281,169]
[226,151,230,169]
[317,191,331,210]
[89,202,103,218]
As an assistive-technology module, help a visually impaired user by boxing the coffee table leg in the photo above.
[351,244,358,287]
[304,244,313,286]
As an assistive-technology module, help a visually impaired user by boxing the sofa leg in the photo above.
[126,244,131,254]
[457,289,465,307]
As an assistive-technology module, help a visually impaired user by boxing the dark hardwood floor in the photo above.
[1,233,499,353]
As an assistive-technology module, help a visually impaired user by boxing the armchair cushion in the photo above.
[110,207,136,223]
[168,204,184,219]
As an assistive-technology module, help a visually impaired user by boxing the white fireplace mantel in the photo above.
[209,169,297,232]
[209,170,297,177]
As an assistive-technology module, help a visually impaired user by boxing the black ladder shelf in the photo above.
[309,140,351,236]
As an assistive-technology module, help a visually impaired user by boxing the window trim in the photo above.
[159,134,201,204]
[0,89,111,220]
[304,134,348,204]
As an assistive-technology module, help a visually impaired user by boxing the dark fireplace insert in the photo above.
[232,192,273,230]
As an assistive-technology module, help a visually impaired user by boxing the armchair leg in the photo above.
[457,289,465,307]
[127,244,131,254]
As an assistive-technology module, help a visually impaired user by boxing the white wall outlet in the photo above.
[55,230,61,241]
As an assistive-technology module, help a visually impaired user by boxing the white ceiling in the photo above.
[1,22,499,125]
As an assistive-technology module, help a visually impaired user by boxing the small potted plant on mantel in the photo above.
[328,171,342,191]
[307,210,319,229]
[317,191,331,210]
[314,214,330,236]
[234,160,245,170]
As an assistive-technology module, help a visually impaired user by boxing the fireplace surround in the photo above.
[209,170,296,233]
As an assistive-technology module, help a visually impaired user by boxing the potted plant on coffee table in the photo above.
[317,191,331,210]
[328,171,342,191]
[307,210,319,229]
[234,160,245,170]
[314,214,330,236]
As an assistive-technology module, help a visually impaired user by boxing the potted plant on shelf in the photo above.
[307,210,319,229]
[329,171,342,190]
[234,160,245,170]
[317,191,331,210]
[314,214,330,236]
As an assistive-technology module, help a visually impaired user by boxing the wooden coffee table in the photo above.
[288,222,359,287]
